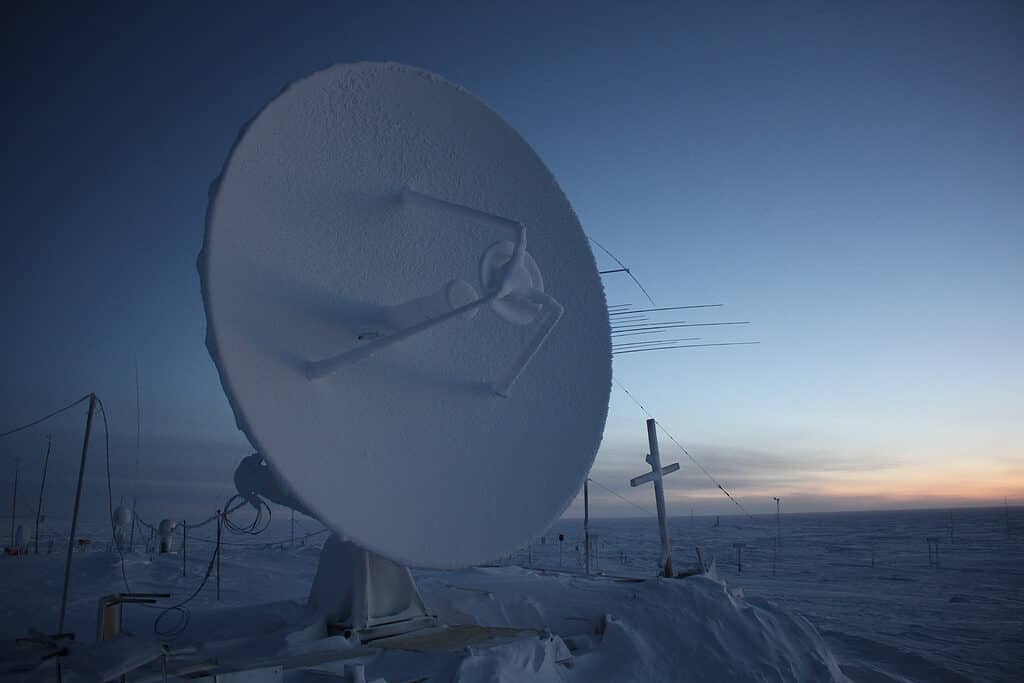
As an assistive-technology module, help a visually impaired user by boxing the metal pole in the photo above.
[34,437,51,554]
[182,522,187,576]
[775,497,781,544]
[130,358,141,554]
[1006,497,1011,538]
[584,478,591,575]
[216,509,222,600]
[646,418,673,578]
[58,393,96,633]
[10,456,19,548]
[128,497,137,552]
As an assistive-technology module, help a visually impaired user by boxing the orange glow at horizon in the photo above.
[808,465,1024,502]
[665,461,1024,505]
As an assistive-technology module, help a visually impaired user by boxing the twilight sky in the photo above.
[1,2,1021,522]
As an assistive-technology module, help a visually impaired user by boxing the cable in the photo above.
[0,395,91,440]
[187,527,330,547]
[221,494,272,535]
[612,379,759,521]
[587,477,656,517]
[152,539,220,638]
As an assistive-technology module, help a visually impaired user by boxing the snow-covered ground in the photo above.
[504,507,1024,682]
[2,507,1020,681]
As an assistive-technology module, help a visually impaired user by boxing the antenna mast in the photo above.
[129,358,141,553]
[34,437,51,554]
[9,456,18,548]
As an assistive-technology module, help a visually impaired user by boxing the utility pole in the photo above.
[59,393,97,633]
[34,437,51,554]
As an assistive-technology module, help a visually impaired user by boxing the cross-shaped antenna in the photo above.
[629,418,680,578]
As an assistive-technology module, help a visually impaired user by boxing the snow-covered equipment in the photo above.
[200,62,611,636]
[200,62,610,568]
[157,518,176,553]
[113,504,132,529]
[12,524,28,555]
[112,503,132,552]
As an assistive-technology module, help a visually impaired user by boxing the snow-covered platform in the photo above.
[0,549,846,682]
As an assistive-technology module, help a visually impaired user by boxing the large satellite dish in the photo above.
[200,62,611,568]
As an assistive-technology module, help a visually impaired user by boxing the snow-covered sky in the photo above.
[1,2,1021,520]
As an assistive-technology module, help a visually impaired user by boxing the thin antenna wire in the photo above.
[609,305,723,316]
[0,395,91,440]
[612,379,758,521]
[613,337,701,349]
[588,477,656,516]
[611,319,688,331]
[588,237,656,306]
[613,329,669,339]
[614,341,760,355]
[611,321,750,336]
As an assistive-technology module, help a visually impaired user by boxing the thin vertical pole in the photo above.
[216,509,222,601]
[775,497,781,546]
[182,522,187,576]
[59,393,96,633]
[583,478,591,575]
[34,437,51,554]
[291,509,295,548]
[772,496,781,577]
[1006,497,1011,538]
[646,418,673,578]
[131,358,141,554]
[128,498,137,553]
[10,456,19,547]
